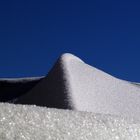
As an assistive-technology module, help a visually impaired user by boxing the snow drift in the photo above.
[12,53,140,120]
[1,53,140,139]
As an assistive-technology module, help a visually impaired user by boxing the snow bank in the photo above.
[0,103,140,140]
[63,54,140,120]
[15,53,140,120]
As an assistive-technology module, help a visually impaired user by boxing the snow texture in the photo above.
[0,53,140,139]
[61,54,140,120]
[0,103,140,140]
[15,53,140,120]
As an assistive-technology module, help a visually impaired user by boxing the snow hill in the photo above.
[12,53,140,120]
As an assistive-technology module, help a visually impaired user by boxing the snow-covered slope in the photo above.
[61,54,140,119]
[0,53,140,139]
[0,77,43,102]
[14,53,140,120]
[0,103,140,140]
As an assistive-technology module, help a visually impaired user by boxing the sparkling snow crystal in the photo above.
[0,103,140,140]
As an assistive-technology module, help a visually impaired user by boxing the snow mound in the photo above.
[64,55,140,120]
[14,53,140,120]
[0,103,140,140]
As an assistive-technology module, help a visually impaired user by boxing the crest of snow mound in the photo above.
[15,53,140,120]
[60,53,84,63]
[15,53,83,109]
[0,103,140,140]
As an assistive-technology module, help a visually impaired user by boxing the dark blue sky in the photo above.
[0,0,140,82]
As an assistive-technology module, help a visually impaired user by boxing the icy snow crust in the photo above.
[0,103,140,140]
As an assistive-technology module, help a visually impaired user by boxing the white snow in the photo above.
[15,53,140,120]
[0,103,140,140]
[62,53,140,119]
[60,53,84,63]
[0,77,44,83]
[1,53,140,139]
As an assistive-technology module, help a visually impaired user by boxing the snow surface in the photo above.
[58,53,140,119]
[15,53,140,120]
[0,53,140,139]
[0,77,43,82]
[0,103,140,140]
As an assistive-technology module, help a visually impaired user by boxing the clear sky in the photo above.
[0,0,140,82]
